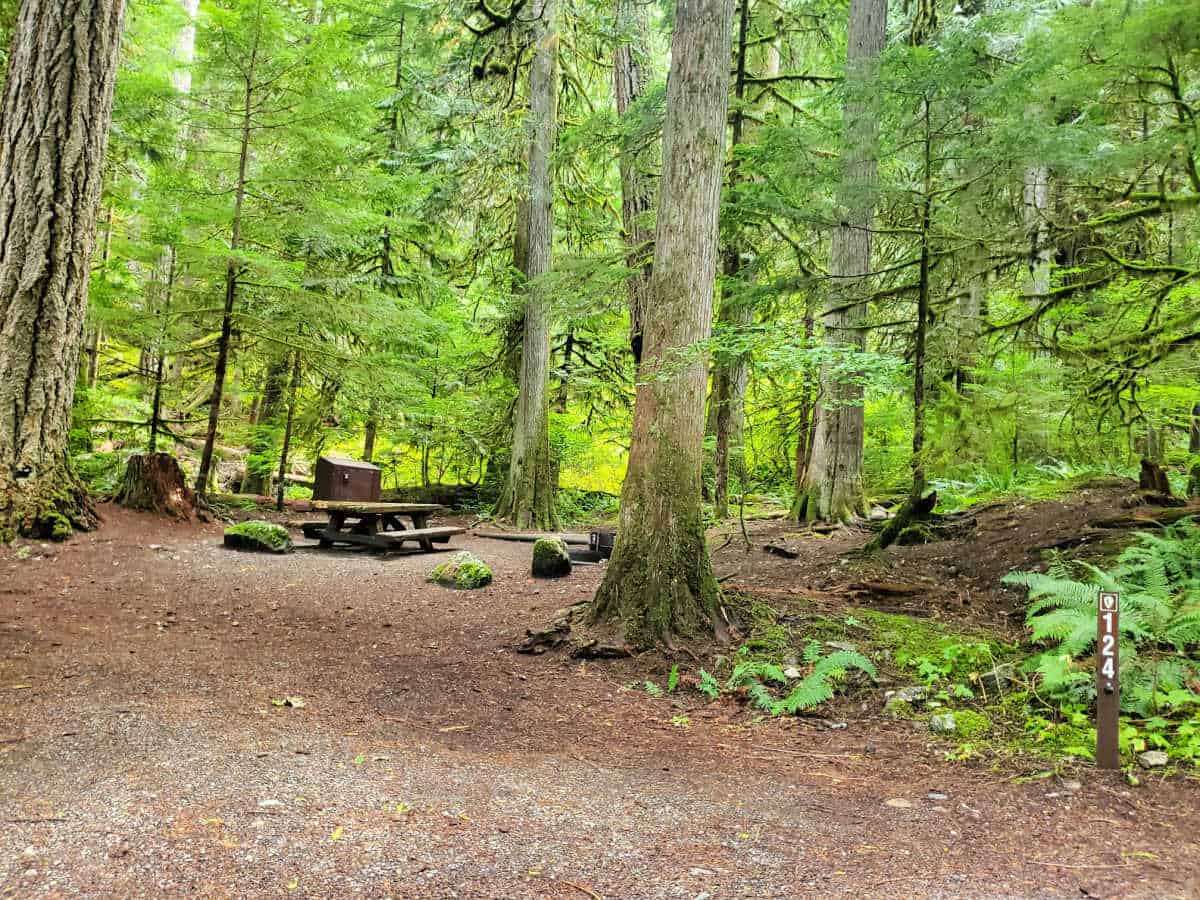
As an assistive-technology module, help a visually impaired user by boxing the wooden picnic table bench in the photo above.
[302,501,465,553]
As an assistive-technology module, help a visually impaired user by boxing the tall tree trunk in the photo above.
[146,0,199,411]
[1023,163,1051,298]
[795,0,886,523]
[710,1,777,519]
[613,0,653,363]
[911,99,933,505]
[791,291,818,497]
[0,0,125,540]
[591,0,734,649]
[83,206,115,390]
[494,0,558,530]
[195,31,258,497]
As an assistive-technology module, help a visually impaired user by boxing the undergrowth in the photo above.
[1004,519,1200,767]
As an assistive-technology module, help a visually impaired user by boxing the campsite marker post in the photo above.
[1096,591,1120,769]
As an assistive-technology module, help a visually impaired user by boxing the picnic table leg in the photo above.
[320,511,345,548]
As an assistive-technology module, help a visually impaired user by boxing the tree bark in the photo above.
[495,0,558,530]
[795,0,886,523]
[195,26,259,497]
[613,0,653,363]
[591,0,734,649]
[0,0,125,540]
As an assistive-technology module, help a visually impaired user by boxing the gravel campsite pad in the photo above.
[2,504,1199,898]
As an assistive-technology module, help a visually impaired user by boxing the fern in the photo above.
[721,645,877,716]
[696,668,720,699]
[1004,519,1200,716]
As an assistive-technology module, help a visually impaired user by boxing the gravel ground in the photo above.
[1,505,1198,898]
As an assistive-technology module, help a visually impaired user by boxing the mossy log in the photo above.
[114,453,195,519]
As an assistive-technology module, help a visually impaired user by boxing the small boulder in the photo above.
[531,537,571,578]
[977,664,1017,694]
[428,552,493,589]
[868,506,892,521]
[1137,750,1168,769]
[929,713,958,734]
[223,521,293,554]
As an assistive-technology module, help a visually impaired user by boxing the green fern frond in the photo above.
[772,674,835,715]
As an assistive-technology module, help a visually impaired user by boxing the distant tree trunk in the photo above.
[146,0,198,415]
[1189,403,1200,455]
[790,292,818,498]
[709,2,777,519]
[613,0,653,363]
[591,0,734,649]
[362,409,378,462]
[910,99,934,505]
[495,0,558,530]
[195,35,258,497]
[501,196,531,382]
[83,206,115,390]
[0,0,125,540]
[795,0,886,523]
[274,350,302,511]
[240,353,288,493]
[1023,164,1051,298]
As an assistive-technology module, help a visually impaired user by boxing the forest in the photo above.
[1,0,1200,894]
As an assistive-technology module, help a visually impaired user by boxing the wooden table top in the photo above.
[311,501,443,513]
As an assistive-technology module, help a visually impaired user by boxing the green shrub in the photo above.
[429,551,493,589]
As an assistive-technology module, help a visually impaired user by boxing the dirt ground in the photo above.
[2,497,1199,899]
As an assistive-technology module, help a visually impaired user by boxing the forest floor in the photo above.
[2,485,1200,898]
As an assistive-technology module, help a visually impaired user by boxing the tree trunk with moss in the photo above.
[495,0,558,530]
[794,0,886,524]
[591,0,733,649]
[0,0,125,541]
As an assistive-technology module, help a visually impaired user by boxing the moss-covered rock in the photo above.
[531,537,571,577]
[224,520,293,554]
[428,551,493,589]
[928,709,991,738]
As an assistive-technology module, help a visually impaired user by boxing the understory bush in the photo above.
[1004,520,1200,765]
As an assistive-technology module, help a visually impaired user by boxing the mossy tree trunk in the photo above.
[0,0,125,541]
[495,0,558,530]
[591,0,733,650]
[794,0,886,524]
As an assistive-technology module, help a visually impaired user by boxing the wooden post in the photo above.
[1096,591,1120,769]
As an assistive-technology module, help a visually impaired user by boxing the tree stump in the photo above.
[1139,458,1172,495]
[114,453,195,520]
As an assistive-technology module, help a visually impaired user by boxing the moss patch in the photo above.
[224,521,293,554]
[429,552,493,589]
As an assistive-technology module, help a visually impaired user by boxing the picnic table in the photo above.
[302,500,465,553]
